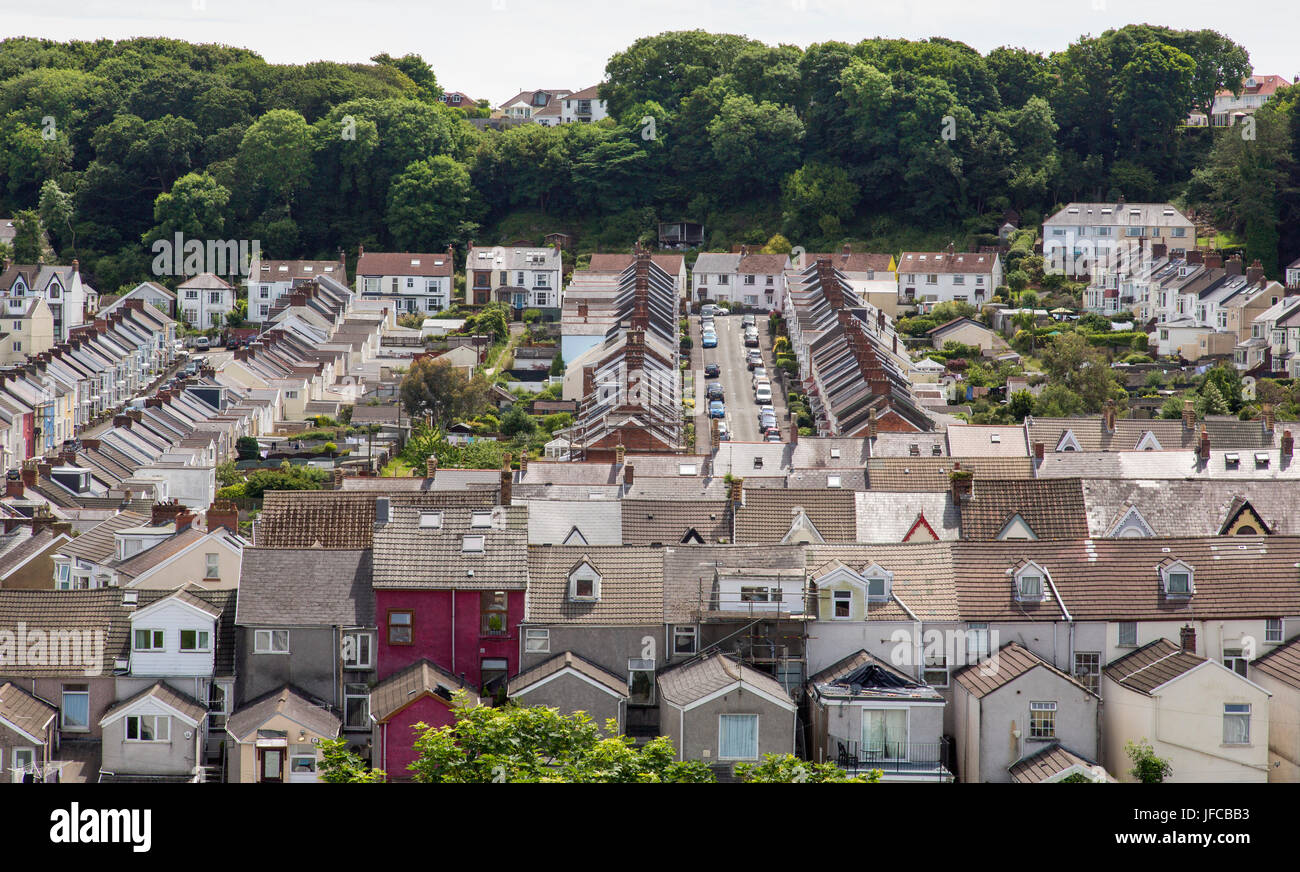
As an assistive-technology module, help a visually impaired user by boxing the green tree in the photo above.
[317,737,386,783]
[9,210,45,262]
[1201,365,1243,411]
[1197,381,1230,416]
[707,94,804,200]
[1007,389,1036,421]
[146,171,231,245]
[1125,738,1173,783]
[780,162,859,241]
[399,357,491,427]
[407,693,716,783]
[499,403,537,439]
[236,109,314,213]
[734,754,879,783]
[235,436,260,460]
[38,179,75,255]
[386,155,480,251]
[1033,383,1085,417]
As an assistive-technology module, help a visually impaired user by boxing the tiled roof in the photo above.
[662,544,805,623]
[0,682,56,740]
[805,543,959,622]
[524,546,663,625]
[866,457,1034,490]
[226,685,342,740]
[1250,636,1300,690]
[1104,639,1205,695]
[733,488,856,543]
[236,548,374,626]
[737,253,789,274]
[110,526,214,578]
[588,253,684,275]
[959,479,1088,541]
[59,511,151,563]
[257,492,379,548]
[945,425,1029,457]
[370,659,476,722]
[899,251,998,274]
[371,500,528,589]
[101,681,207,726]
[1081,479,1300,537]
[621,499,730,545]
[854,491,960,542]
[355,251,453,277]
[657,652,793,708]
[1010,744,1113,783]
[508,650,628,698]
[521,500,622,545]
[953,642,1091,698]
[1026,416,1277,452]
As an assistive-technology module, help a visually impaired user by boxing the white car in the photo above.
[755,383,772,403]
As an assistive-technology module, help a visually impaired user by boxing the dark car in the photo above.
[706,383,724,401]
[704,362,720,378]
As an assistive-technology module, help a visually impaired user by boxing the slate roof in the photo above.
[953,642,1092,698]
[524,546,663,625]
[1104,639,1206,695]
[349,404,401,425]
[508,651,628,698]
[371,500,528,589]
[959,479,1088,541]
[804,543,959,622]
[236,548,374,626]
[657,652,793,708]
[0,527,63,579]
[0,682,56,740]
[59,511,151,563]
[661,544,806,623]
[355,251,454,277]
[1010,744,1113,783]
[588,253,684,275]
[1250,636,1300,690]
[226,685,342,740]
[854,491,960,542]
[621,498,730,545]
[521,500,622,545]
[866,457,1034,490]
[101,681,208,725]
[257,490,498,548]
[369,659,476,722]
[1025,416,1277,452]
[733,488,856,543]
[1081,479,1300,537]
[945,425,1029,457]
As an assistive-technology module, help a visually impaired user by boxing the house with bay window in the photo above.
[464,245,563,315]
[177,273,235,329]
[0,261,88,342]
[355,247,454,317]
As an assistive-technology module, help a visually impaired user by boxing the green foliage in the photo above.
[317,737,386,783]
[407,693,716,783]
[232,466,331,499]
[399,357,492,426]
[733,754,880,783]
[1007,389,1035,422]
[1196,381,1230,416]
[235,436,260,460]
[1125,738,1173,783]
[499,403,537,439]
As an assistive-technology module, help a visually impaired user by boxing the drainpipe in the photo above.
[451,592,456,675]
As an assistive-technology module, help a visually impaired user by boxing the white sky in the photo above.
[5,0,1293,107]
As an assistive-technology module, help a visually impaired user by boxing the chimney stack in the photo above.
[729,476,744,508]
[206,501,239,533]
[1283,430,1294,460]
[1247,259,1265,286]
[789,413,798,445]
[499,468,512,505]
[1033,441,1045,462]
[519,454,528,474]
[867,408,878,440]
[20,463,37,489]
[1204,252,1223,270]
[1263,403,1275,434]
[615,444,626,465]
[333,468,344,489]
[1199,426,1210,464]
[1187,249,1204,265]
[1225,254,1243,277]
[151,499,187,528]
[1179,625,1197,654]
[842,243,851,257]
[623,463,635,488]
[426,456,438,479]
[1182,399,1195,431]
[1104,399,1117,433]
[4,472,22,499]
[950,462,974,505]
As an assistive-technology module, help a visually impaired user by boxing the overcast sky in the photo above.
[6,0,1294,106]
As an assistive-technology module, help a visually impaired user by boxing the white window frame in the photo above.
[672,625,698,656]
[344,683,370,730]
[61,685,89,731]
[126,714,170,742]
[1223,647,1249,678]
[1163,562,1194,596]
[342,630,374,669]
[628,658,656,706]
[923,650,948,687]
[133,628,164,651]
[1029,701,1057,739]
[718,713,760,761]
[179,629,211,652]
[204,552,219,579]
[832,589,852,619]
[1118,622,1137,647]
[1223,703,1251,745]
[254,629,290,654]
[1266,619,1283,644]
[524,628,550,653]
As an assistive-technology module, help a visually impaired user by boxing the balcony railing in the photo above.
[829,736,952,780]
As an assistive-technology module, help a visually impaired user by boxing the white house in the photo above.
[101,282,176,319]
[246,257,347,323]
[690,252,741,305]
[498,89,572,124]
[355,247,455,317]
[177,273,236,329]
[1043,203,1195,275]
[1210,74,1291,127]
[560,85,608,124]
[897,248,1002,306]
[0,261,88,342]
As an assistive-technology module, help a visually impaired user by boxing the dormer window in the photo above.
[832,590,852,619]
[471,511,492,528]
[462,535,485,553]
[1056,430,1081,452]
[863,564,892,602]
[419,512,443,528]
[1162,561,1194,597]
[568,559,601,602]
[1014,562,1047,601]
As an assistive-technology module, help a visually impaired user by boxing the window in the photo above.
[1163,563,1193,596]
[419,512,443,528]
[126,714,170,742]
[61,685,89,731]
[179,629,210,652]
[1070,652,1100,694]
[291,755,317,774]
[925,274,938,285]
[344,683,370,729]
[13,342,21,352]
[923,650,948,687]
[740,587,771,603]
[953,275,965,285]
[1016,568,1043,601]
[387,611,412,645]
[1224,704,1251,744]
[255,629,290,653]
[342,630,373,669]
[11,747,34,774]
[966,624,990,663]
[481,658,509,698]
[1266,619,1283,643]
[471,511,492,528]
[462,535,485,553]
[1029,702,1057,739]
[864,567,892,602]
[673,625,698,656]
[719,713,759,760]
[569,563,601,601]
[207,681,228,719]
[1223,647,1248,677]
[628,659,656,706]
[204,552,219,579]
[744,275,756,285]
[524,628,550,653]
[863,709,907,759]
[481,590,508,636]
[1118,622,1137,647]
[827,475,842,488]
[833,590,852,619]
[133,629,164,651]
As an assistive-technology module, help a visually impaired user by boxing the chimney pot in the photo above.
[1179,625,1197,654]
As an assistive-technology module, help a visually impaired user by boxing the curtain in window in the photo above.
[719,714,758,759]
[62,693,89,729]
[1224,712,1250,744]
[863,710,907,760]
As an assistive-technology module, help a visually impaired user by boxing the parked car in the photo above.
[755,383,772,404]
[704,362,720,378]
[743,331,759,348]
[706,383,724,401]
[717,421,731,441]
[702,331,718,348]
[742,314,757,328]
[746,350,763,369]
[701,316,714,332]
[701,304,719,318]
[759,416,777,435]
[192,336,211,350]
[751,367,767,386]
[765,430,782,442]
[709,400,726,419]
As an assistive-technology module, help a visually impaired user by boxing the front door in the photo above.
[259,748,284,783]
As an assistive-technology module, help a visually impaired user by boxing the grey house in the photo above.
[657,652,797,774]
[97,682,208,782]
[806,650,952,782]
[508,652,628,731]
[952,642,1100,783]
[519,545,665,739]
[0,682,58,782]
[234,548,375,746]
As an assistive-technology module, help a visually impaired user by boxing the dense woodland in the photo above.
[0,26,1297,295]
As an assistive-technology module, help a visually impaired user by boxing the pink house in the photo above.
[370,659,479,779]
